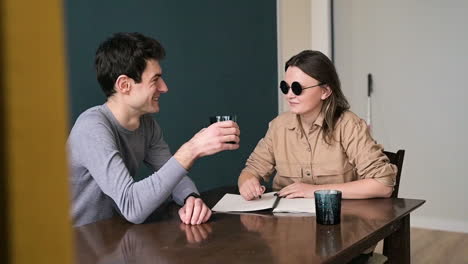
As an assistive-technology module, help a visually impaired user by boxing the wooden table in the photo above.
[74,186,425,264]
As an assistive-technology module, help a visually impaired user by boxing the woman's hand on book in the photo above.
[239,174,265,200]
[278,182,316,198]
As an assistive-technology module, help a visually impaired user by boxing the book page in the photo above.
[212,192,277,212]
[272,198,315,213]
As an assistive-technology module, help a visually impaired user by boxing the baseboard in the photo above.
[410,216,468,233]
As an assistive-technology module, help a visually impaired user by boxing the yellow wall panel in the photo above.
[1,0,74,263]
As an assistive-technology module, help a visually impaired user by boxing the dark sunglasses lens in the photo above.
[280,81,289,94]
[291,82,302,95]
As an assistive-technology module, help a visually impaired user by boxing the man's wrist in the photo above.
[174,142,198,170]
[183,192,201,204]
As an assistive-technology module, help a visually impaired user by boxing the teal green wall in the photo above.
[65,0,277,191]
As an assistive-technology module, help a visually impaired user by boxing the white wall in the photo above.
[278,0,332,113]
[310,0,332,58]
[277,0,312,113]
[334,0,468,233]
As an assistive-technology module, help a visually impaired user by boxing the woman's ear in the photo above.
[321,85,332,100]
[115,75,132,94]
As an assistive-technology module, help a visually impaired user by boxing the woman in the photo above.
[238,50,397,201]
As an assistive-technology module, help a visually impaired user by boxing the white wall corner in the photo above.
[277,0,315,114]
[310,0,332,58]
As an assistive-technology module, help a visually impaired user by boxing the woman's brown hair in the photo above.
[285,50,350,143]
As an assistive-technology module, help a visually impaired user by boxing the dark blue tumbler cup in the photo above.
[314,190,342,225]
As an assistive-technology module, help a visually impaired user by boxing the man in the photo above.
[68,32,240,226]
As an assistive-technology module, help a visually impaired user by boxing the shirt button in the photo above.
[306,171,311,176]
[306,147,311,152]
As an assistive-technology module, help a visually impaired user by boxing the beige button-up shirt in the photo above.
[242,111,397,190]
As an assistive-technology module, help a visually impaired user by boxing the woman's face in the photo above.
[283,66,331,117]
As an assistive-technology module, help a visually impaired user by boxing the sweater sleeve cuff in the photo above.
[171,175,199,205]
[167,156,189,175]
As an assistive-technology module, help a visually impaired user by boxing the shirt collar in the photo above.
[286,112,325,131]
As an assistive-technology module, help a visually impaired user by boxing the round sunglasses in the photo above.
[280,80,324,96]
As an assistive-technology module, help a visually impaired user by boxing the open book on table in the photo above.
[211,192,315,214]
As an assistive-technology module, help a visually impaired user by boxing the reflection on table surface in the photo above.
[74,187,424,264]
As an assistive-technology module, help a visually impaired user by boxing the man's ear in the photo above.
[321,85,332,100]
[115,75,132,94]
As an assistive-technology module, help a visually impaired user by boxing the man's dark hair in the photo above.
[95,32,166,97]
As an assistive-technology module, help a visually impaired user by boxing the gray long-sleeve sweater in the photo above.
[67,104,198,226]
